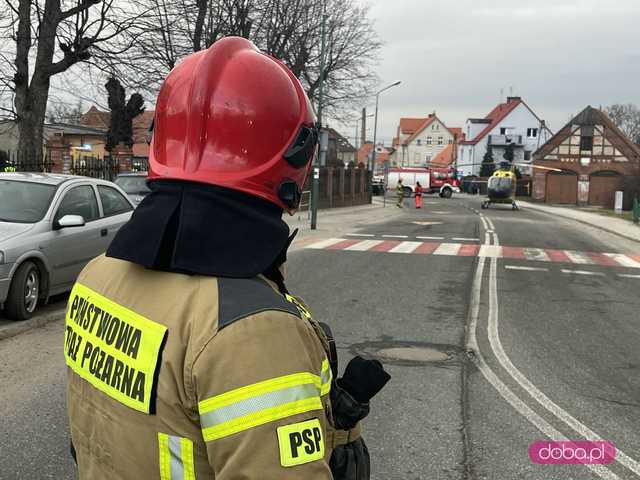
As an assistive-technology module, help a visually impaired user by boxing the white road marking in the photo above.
[561,269,605,276]
[452,237,480,242]
[604,254,640,269]
[382,235,408,239]
[345,240,383,251]
[564,250,594,265]
[389,241,422,254]
[465,227,620,480]
[416,236,445,240]
[523,248,550,262]
[478,245,502,258]
[485,256,622,479]
[505,265,549,272]
[306,238,346,249]
[486,217,497,231]
[346,233,375,237]
[412,221,443,226]
[618,273,640,279]
[432,243,462,256]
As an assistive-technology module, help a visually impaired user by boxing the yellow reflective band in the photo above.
[199,372,326,442]
[64,283,167,413]
[277,418,325,467]
[284,294,312,319]
[158,433,196,480]
[320,359,332,396]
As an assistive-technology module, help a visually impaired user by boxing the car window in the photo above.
[98,185,133,216]
[114,176,151,195]
[55,185,100,223]
[0,180,56,223]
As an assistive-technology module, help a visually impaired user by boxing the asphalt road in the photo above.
[1,194,640,479]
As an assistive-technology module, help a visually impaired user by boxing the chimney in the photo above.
[506,96,521,104]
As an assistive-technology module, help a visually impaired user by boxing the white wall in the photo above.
[456,102,552,176]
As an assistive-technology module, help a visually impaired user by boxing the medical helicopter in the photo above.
[457,160,561,210]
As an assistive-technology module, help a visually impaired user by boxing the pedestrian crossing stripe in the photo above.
[303,238,640,269]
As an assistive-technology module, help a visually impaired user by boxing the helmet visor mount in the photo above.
[283,125,318,169]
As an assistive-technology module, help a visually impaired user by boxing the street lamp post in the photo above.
[371,81,401,202]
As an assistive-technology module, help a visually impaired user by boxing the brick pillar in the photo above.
[350,168,356,205]
[327,167,334,208]
[46,136,70,173]
[112,143,133,173]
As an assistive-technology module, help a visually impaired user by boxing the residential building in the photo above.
[325,127,357,166]
[81,106,155,158]
[457,97,552,176]
[392,114,457,167]
[357,142,391,172]
[0,121,107,159]
[532,106,640,208]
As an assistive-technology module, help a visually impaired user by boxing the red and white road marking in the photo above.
[304,237,640,269]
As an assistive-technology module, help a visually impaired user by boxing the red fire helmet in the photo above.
[148,37,318,211]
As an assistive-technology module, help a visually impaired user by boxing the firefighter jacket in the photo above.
[65,254,360,479]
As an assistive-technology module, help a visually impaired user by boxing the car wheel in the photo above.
[403,186,413,197]
[5,261,40,321]
[442,188,453,199]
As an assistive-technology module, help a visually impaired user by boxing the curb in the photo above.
[0,308,66,341]
[520,202,640,245]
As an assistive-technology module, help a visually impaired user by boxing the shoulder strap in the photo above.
[217,277,301,331]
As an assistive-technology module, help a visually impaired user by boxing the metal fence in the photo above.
[70,156,119,181]
[0,150,54,173]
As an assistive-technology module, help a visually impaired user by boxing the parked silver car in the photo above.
[0,173,134,320]
[114,172,151,206]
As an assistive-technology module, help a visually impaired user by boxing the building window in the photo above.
[448,139,453,144]
[416,139,422,146]
[500,127,507,135]
[527,128,538,138]
[426,155,432,163]
[580,136,593,151]
[524,151,531,161]
[437,136,443,145]
[426,136,433,145]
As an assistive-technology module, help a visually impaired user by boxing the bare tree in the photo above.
[605,104,640,144]
[0,0,138,161]
[46,99,84,123]
[122,0,381,122]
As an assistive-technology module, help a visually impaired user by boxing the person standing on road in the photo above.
[396,178,404,208]
[415,181,423,209]
[64,37,389,480]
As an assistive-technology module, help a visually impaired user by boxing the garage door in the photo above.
[546,171,577,204]
[589,172,623,208]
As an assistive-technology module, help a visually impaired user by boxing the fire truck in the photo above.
[381,167,460,198]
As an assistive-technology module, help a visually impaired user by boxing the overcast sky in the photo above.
[347,0,640,146]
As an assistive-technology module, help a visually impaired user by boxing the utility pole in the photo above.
[310,1,327,230]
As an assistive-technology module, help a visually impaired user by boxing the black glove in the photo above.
[337,356,390,404]
[330,437,370,480]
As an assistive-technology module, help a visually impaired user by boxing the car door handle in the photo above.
[100,228,108,237]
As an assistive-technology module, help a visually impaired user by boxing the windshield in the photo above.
[488,176,513,191]
[115,176,151,195]
[0,180,56,223]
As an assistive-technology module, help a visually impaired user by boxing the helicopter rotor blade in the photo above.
[512,163,562,172]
